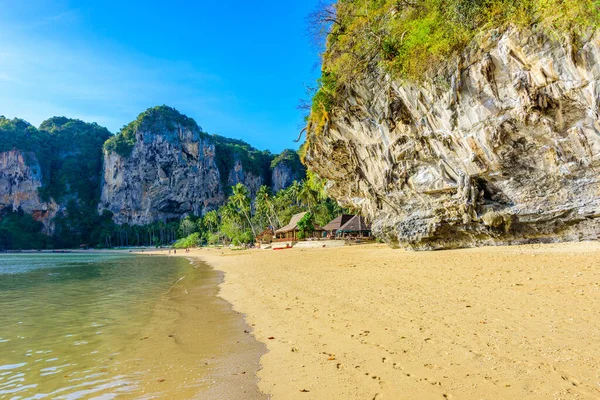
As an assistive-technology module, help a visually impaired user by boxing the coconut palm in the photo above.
[298,180,319,212]
[203,210,219,233]
[231,183,256,237]
[255,185,280,229]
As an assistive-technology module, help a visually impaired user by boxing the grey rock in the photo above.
[305,28,600,250]
[272,162,302,192]
[100,124,224,225]
[0,150,58,233]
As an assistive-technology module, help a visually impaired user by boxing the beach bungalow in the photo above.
[337,215,371,238]
[274,212,324,241]
[322,214,355,238]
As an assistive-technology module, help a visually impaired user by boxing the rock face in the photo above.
[305,28,600,250]
[227,158,264,198]
[100,121,224,225]
[0,107,306,232]
[270,149,306,192]
[0,150,58,233]
[271,162,298,192]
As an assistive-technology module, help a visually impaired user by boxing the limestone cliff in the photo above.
[227,158,265,197]
[305,28,600,249]
[100,107,305,225]
[0,150,58,233]
[100,107,224,225]
[271,149,306,192]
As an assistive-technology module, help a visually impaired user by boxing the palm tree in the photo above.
[298,180,319,212]
[287,180,301,206]
[255,185,280,229]
[231,183,256,237]
[179,217,196,237]
[203,210,219,233]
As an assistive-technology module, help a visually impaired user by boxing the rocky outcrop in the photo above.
[99,114,224,225]
[271,149,305,192]
[0,150,58,233]
[271,162,298,192]
[227,158,264,198]
[305,28,600,250]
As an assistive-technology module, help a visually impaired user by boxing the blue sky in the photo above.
[0,0,323,152]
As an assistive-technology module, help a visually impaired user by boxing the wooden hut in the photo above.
[337,215,371,238]
[274,212,324,241]
[322,214,354,238]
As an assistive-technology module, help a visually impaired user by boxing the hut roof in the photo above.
[275,212,307,234]
[322,214,354,231]
[256,228,274,239]
[338,215,371,232]
[275,212,325,234]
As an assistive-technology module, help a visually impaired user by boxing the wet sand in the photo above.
[178,241,600,399]
[116,256,266,399]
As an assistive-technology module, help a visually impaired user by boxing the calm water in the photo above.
[0,253,205,399]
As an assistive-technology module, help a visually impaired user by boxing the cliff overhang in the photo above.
[305,27,600,250]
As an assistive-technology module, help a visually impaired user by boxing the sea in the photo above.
[0,252,264,399]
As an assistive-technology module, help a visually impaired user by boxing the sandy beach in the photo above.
[171,241,600,399]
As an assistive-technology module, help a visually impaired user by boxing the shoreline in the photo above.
[122,252,266,399]
[162,241,600,399]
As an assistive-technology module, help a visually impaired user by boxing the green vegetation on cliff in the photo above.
[0,209,49,250]
[322,0,599,81]
[308,0,600,133]
[104,105,203,157]
[103,106,300,195]
[212,135,274,192]
[0,117,111,250]
[270,148,305,172]
[0,117,51,174]
[39,117,111,204]
[0,117,47,155]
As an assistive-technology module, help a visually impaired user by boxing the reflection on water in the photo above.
[0,253,189,398]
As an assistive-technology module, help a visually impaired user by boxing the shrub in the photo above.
[173,232,201,249]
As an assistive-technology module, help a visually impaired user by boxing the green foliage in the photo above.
[0,117,47,155]
[173,232,201,249]
[0,117,51,178]
[296,212,315,240]
[104,105,203,157]
[179,216,197,237]
[38,117,111,204]
[270,149,306,178]
[0,209,50,250]
[307,72,338,136]
[203,210,220,233]
[324,0,600,84]
[212,135,274,193]
[307,0,600,133]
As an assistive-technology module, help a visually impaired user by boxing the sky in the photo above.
[0,0,324,153]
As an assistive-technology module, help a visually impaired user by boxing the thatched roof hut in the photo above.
[322,214,354,233]
[338,215,371,235]
[274,212,324,240]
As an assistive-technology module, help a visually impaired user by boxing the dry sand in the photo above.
[183,241,600,400]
